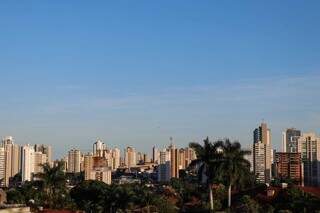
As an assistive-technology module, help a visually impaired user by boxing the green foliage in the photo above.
[66,172,84,185]
[70,181,176,212]
[153,196,178,213]
[240,195,261,213]
[218,140,251,187]
[35,161,69,209]
[6,161,74,210]
[20,181,44,205]
[189,137,223,185]
[6,189,24,204]
[70,180,109,213]
[272,187,320,212]
[189,138,253,209]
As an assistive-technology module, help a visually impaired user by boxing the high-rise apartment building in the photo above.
[84,153,112,184]
[137,152,144,164]
[93,139,105,157]
[152,146,160,164]
[282,128,301,153]
[111,148,120,170]
[159,150,166,164]
[124,147,136,168]
[83,154,93,180]
[169,144,179,178]
[2,136,21,186]
[184,147,196,168]
[253,123,272,183]
[33,152,47,174]
[0,147,6,186]
[67,149,81,173]
[88,168,112,185]
[34,144,52,165]
[274,152,303,185]
[21,144,35,182]
[297,133,320,186]
[157,161,171,182]
[178,148,186,170]
[157,145,196,182]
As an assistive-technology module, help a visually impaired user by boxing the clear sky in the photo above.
[0,1,319,159]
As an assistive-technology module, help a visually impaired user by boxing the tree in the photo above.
[219,139,250,208]
[189,137,223,212]
[240,195,261,213]
[6,189,25,204]
[35,161,67,209]
[70,180,110,213]
[132,185,158,212]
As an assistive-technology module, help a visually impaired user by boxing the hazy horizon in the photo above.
[1,1,319,159]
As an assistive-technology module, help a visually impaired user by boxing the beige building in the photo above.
[67,149,81,173]
[124,147,136,168]
[2,136,21,186]
[34,144,52,165]
[253,123,272,183]
[178,148,186,170]
[33,152,47,174]
[84,153,112,184]
[112,148,120,170]
[88,168,112,184]
[297,132,320,186]
[83,154,94,180]
[152,146,160,164]
[184,147,196,168]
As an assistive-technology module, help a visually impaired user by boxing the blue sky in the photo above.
[0,1,319,158]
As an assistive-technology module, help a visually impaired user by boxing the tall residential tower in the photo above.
[253,122,272,183]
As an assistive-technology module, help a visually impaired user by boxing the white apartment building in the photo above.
[21,144,35,182]
[298,132,320,186]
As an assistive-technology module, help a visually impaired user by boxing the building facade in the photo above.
[21,144,35,182]
[67,149,81,173]
[0,148,6,186]
[297,133,320,186]
[88,168,112,184]
[282,128,301,153]
[33,151,47,174]
[274,152,303,185]
[34,144,52,165]
[152,146,160,164]
[2,136,21,186]
[93,139,105,157]
[124,147,136,168]
[253,123,272,183]
[111,148,120,170]
[157,161,171,182]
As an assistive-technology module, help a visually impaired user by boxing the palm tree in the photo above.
[219,139,250,208]
[35,161,66,208]
[189,137,223,212]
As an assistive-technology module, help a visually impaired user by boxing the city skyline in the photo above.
[1,123,320,159]
[0,123,319,160]
[1,1,320,159]
[1,1,320,211]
